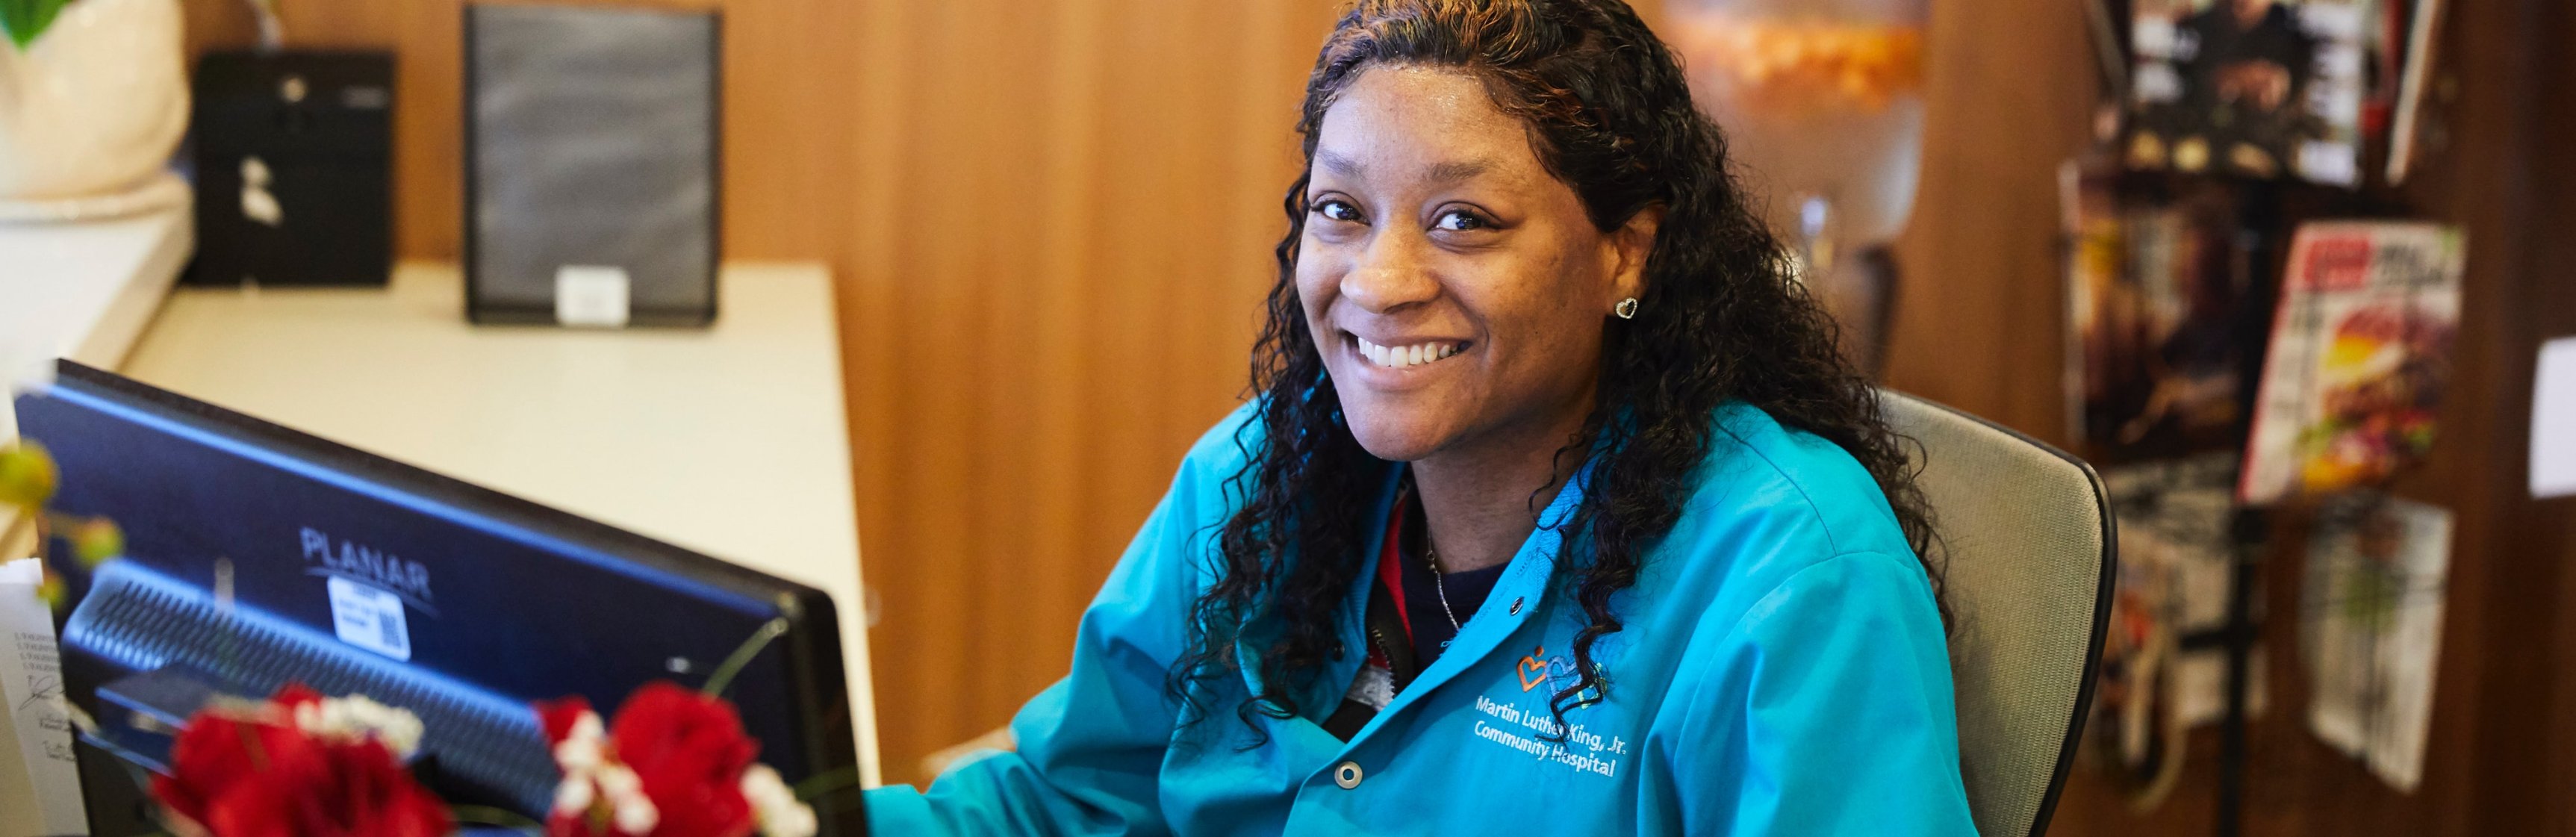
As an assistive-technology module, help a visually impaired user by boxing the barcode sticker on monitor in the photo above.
[327,576,413,661]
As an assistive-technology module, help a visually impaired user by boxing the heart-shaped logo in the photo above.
[1517,647,1549,691]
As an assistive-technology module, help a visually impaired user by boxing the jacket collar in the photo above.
[1333,458,1593,746]
[1228,450,1599,731]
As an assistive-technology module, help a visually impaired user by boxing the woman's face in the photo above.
[1299,65,1655,464]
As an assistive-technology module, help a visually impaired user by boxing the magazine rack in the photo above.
[2068,168,2450,837]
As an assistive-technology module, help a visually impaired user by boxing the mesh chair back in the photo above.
[1880,391,2115,837]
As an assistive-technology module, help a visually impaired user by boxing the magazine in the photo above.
[2065,165,2266,462]
[2303,493,2451,791]
[2084,455,2268,807]
[2124,0,2374,184]
[2239,221,2463,504]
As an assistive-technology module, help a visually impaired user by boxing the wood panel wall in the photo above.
[182,0,2575,830]
[185,0,1340,788]
[181,0,855,264]
[828,0,1340,788]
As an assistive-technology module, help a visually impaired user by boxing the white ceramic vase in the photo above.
[0,0,188,202]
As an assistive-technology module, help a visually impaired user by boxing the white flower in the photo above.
[596,762,644,799]
[552,772,594,815]
[604,764,660,836]
[547,708,661,833]
[551,758,659,836]
[291,694,426,759]
[553,712,607,772]
[740,763,818,837]
[615,801,661,836]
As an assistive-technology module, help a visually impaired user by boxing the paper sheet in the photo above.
[0,557,85,836]
[2533,337,2576,499]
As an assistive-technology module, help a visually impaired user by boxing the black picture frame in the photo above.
[461,3,723,327]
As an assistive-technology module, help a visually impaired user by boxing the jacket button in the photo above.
[1333,761,1363,789]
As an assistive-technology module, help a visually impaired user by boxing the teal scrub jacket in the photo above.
[867,402,1977,836]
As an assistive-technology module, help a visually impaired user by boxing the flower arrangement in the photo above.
[153,685,450,837]
[3,440,839,836]
[132,679,822,837]
[537,683,816,837]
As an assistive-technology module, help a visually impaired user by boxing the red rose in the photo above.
[152,685,453,837]
[197,736,452,837]
[544,682,759,837]
[153,706,323,827]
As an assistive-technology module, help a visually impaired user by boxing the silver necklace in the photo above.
[1425,542,1463,635]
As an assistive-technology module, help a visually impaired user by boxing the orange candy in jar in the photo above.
[1673,17,1924,115]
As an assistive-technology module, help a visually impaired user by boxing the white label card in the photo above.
[2536,337,2576,500]
[328,576,413,661]
[555,264,633,328]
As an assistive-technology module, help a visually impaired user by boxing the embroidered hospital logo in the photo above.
[1469,692,1628,780]
[1515,646,1602,708]
[1547,656,1584,697]
[1516,647,1552,691]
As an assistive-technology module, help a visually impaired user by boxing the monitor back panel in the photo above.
[13,364,856,824]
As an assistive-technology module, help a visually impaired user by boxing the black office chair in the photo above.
[1880,390,2118,837]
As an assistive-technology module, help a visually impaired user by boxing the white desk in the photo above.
[0,204,193,404]
[1,203,193,579]
[116,262,883,785]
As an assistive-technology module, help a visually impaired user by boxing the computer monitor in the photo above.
[13,361,864,833]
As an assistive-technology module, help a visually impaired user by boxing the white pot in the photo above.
[0,0,187,202]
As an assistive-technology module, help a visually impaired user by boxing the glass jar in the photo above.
[1667,0,1929,369]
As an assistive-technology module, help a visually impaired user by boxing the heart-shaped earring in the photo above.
[1614,297,1640,320]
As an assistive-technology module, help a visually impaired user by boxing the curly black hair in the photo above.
[1169,0,1942,743]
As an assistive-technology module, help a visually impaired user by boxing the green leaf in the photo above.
[1,0,74,52]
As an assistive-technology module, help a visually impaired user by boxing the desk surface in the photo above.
[116,261,883,785]
[0,204,193,415]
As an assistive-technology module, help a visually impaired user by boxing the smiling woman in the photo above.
[863,0,1975,833]
[1299,64,1653,482]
